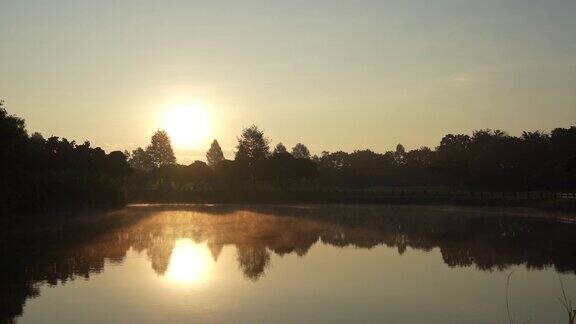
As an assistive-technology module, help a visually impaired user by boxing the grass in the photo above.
[558,275,576,324]
[506,271,576,324]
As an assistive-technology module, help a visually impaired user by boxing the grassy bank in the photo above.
[128,188,576,211]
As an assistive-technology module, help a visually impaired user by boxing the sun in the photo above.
[164,239,213,285]
[164,103,210,150]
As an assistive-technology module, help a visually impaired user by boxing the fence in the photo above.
[297,188,576,202]
[556,192,576,199]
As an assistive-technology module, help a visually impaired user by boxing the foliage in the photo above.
[263,152,318,190]
[206,139,225,168]
[0,101,131,214]
[128,130,176,171]
[234,125,270,188]
[273,142,288,154]
[291,143,311,159]
[146,130,176,168]
[316,128,576,190]
[127,147,154,171]
[3,98,575,212]
[235,125,270,164]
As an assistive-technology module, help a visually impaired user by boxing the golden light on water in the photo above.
[164,239,213,285]
[164,103,211,150]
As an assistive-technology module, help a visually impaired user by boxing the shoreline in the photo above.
[127,189,576,212]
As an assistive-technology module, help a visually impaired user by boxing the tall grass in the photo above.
[558,275,576,324]
[506,272,575,324]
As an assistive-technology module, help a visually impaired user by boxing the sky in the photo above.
[1,0,575,163]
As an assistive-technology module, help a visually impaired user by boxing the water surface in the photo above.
[1,205,575,323]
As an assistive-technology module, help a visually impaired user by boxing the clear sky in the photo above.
[1,0,575,163]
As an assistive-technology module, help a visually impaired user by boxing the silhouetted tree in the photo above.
[264,153,294,189]
[105,151,132,178]
[262,152,318,190]
[206,140,225,168]
[235,125,270,162]
[128,147,154,171]
[188,160,213,182]
[436,134,472,186]
[235,125,269,189]
[0,100,28,165]
[0,101,130,214]
[406,146,433,168]
[136,122,575,191]
[152,160,214,191]
[214,159,248,185]
[394,144,406,165]
[155,164,187,189]
[3,99,576,211]
[146,130,176,168]
[292,143,311,159]
[273,142,288,154]
[0,100,29,213]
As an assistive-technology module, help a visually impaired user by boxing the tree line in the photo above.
[2,100,575,214]
[316,128,576,190]
[1,101,131,214]
[125,125,319,193]
[127,124,576,193]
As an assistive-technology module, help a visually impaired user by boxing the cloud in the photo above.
[445,74,473,87]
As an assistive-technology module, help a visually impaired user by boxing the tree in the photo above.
[105,151,132,177]
[156,161,213,189]
[128,147,154,171]
[188,160,213,182]
[235,125,269,189]
[0,100,29,214]
[291,143,310,159]
[0,102,130,213]
[273,142,288,154]
[394,144,406,165]
[206,139,225,168]
[263,152,294,190]
[406,146,434,168]
[235,125,270,163]
[0,100,28,163]
[214,159,248,185]
[568,155,576,173]
[436,134,472,184]
[146,130,176,168]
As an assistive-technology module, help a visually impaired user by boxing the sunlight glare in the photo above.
[164,239,213,285]
[164,103,211,150]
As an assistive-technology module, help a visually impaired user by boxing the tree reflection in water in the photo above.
[1,204,575,323]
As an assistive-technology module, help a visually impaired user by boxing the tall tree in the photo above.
[206,139,225,168]
[235,125,269,163]
[273,142,288,155]
[0,100,28,162]
[394,144,406,165]
[146,130,176,168]
[235,125,269,188]
[291,143,310,159]
[1,102,131,213]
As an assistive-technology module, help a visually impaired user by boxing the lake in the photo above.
[1,205,575,323]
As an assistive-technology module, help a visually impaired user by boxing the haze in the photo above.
[1,0,575,163]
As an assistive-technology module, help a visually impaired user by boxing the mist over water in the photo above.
[2,205,575,323]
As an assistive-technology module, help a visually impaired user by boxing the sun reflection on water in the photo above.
[164,239,213,285]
